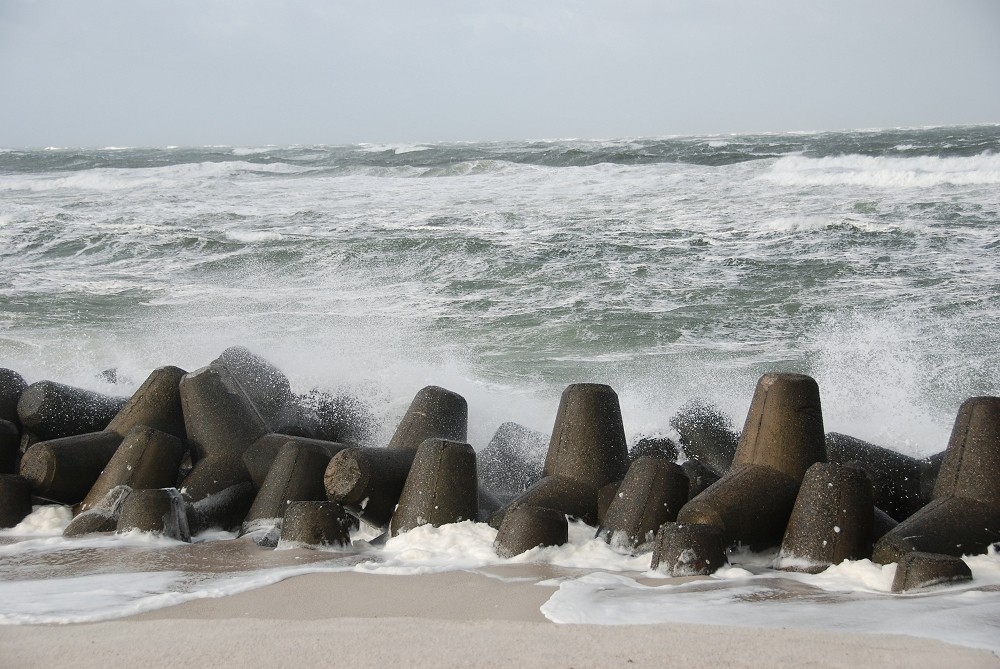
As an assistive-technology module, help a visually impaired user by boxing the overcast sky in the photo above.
[1,0,998,147]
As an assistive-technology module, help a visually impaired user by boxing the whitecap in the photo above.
[762,152,1000,188]
[224,230,283,243]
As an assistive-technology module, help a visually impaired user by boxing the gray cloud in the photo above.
[1,0,998,147]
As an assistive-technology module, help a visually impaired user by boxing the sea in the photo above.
[1,125,999,650]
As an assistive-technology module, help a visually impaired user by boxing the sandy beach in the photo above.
[2,568,998,669]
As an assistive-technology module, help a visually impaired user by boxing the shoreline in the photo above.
[2,569,998,669]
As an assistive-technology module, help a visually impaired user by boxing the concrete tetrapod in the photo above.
[596,480,622,527]
[680,460,720,500]
[243,433,348,490]
[890,552,973,592]
[180,364,269,464]
[64,485,133,536]
[17,381,127,441]
[919,451,946,505]
[116,488,190,541]
[19,431,124,504]
[0,474,32,528]
[279,501,354,549]
[543,383,630,491]
[825,432,923,521]
[0,419,18,474]
[597,457,689,553]
[488,475,599,530]
[180,455,257,534]
[105,366,188,441]
[213,347,295,433]
[324,447,417,529]
[676,373,826,550]
[390,439,478,536]
[776,463,874,572]
[494,504,568,558]
[78,426,186,514]
[874,396,1000,564]
[650,523,728,576]
[386,386,468,451]
[242,443,333,543]
[18,367,190,506]
[0,368,27,424]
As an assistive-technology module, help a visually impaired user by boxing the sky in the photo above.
[1,0,998,147]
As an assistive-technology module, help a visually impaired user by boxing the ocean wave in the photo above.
[224,230,284,243]
[762,152,1000,188]
[356,143,432,155]
[231,147,276,156]
[0,160,314,192]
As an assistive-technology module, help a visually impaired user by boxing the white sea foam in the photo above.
[541,548,1000,652]
[2,513,999,649]
[232,147,275,156]
[225,230,284,243]
[763,152,1000,188]
[0,505,72,537]
[0,160,312,192]
[355,143,431,155]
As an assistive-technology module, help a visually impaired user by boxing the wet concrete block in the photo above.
[891,551,972,592]
[628,435,679,463]
[676,374,825,549]
[669,400,739,476]
[390,439,478,536]
[179,364,269,463]
[874,397,1000,564]
[0,474,33,528]
[596,480,621,527]
[731,374,826,479]
[825,432,923,521]
[79,426,186,514]
[17,381,127,441]
[387,386,468,451]
[242,442,333,536]
[872,496,999,564]
[676,464,801,550]
[185,479,256,535]
[117,488,190,541]
[650,522,727,576]
[243,433,348,490]
[598,457,689,553]
[178,452,256,534]
[279,501,354,549]
[932,397,1000,505]
[324,446,417,529]
[777,463,875,572]
[680,459,720,500]
[0,419,19,474]
[489,475,599,530]
[213,346,295,431]
[543,383,629,490]
[494,504,568,558]
[19,431,124,504]
[0,368,27,424]
[106,366,187,440]
[478,422,547,501]
[64,485,132,536]
[873,506,899,543]
[918,451,945,505]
